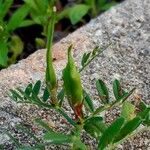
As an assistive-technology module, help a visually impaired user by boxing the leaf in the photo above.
[84,0,94,6]
[35,38,46,48]
[42,87,50,102]
[57,108,77,126]
[0,42,8,67]
[72,138,88,150]
[56,7,71,22]
[83,90,94,113]
[69,4,90,25]
[18,20,35,28]
[24,0,48,24]
[24,0,38,11]
[0,0,13,20]
[35,118,53,132]
[44,131,71,145]
[96,79,109,104]
[8,35,24,64]
[138,107,150,121]
[84,116,107,138]
[9,35,24,55]
[138,101,150,126]
[24,0,47,15]
[113,117,142,143]
[18,144,45,150]
[93,106,105,116]
[139,101,147,110]
[101,2,117,11]
[121,101,136,121]
[32,80,41,96]
[10,89,23,101]
[97,0,106,7]
[24,83,33,96]
[98,117,125,150]
[7,4,30,31]
[81,52,91,67]
[57,89,65,106]
[113,79,126,101]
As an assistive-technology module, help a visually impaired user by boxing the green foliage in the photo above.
[0,0,119,68]
[98,117,125,150]
[0,1,30,67]
[68,4,90,25]
[83,90,94,113]
[6,4,30,31]
[0,0,13,20]
[84,116,107,138]
[84,0,117,17]
[0,42,8,66]
[9,6,150,150]
[8,35,24,65]
[44,131,72,144]
[96,79,109,104]
[139,101,150,126]
[121,101,136,121]
[113,79,127,101]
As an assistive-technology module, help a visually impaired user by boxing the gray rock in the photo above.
[0,0,150,149]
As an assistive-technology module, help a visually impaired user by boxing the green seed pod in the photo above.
[63,45,83,119]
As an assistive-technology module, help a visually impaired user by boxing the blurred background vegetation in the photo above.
[0,0,123,69]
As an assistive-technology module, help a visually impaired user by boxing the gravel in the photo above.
[0,0,150,149]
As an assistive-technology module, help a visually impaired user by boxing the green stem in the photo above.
[46,7,57,104]
[91,0,97,17]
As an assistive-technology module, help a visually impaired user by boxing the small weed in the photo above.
[8,7,150,150]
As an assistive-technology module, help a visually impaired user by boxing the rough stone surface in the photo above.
[0,0,150,149]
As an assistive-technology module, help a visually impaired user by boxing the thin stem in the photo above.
[46,7,58,104]
[91,0,97,17]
